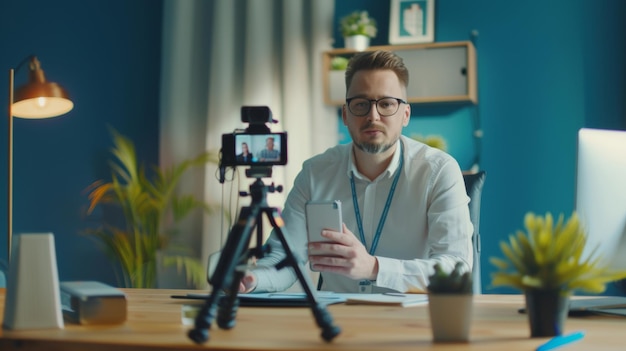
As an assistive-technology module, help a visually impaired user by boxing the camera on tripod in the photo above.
[220,106,288,177]
[190,106,340,345]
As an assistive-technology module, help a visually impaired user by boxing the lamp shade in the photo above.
[12,57,73,119]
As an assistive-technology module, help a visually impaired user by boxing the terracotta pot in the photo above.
[524,289,569,337]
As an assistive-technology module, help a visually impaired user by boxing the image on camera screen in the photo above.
[222,132,287,167]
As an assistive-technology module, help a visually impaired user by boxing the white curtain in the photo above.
[159,0,337,287]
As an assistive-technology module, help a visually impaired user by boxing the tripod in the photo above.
[188,175,341,344]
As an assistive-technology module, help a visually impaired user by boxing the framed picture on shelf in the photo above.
[389,0,435,44]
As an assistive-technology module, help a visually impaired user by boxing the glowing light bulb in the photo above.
[37,97,48,108]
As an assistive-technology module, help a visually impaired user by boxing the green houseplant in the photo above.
[490,211,626,337]
[330,56,349,71]
[427,262,473,342]
[339,11,377,38]
[84,129,218,289]
[339,11,377,51]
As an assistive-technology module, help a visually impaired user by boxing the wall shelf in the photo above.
[322,41,477,106]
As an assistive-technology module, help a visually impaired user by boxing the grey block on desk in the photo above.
[60,281,127,325]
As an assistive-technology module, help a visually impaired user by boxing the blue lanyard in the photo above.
[350,142,404,255]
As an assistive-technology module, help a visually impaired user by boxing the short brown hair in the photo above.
[344,50,409,93]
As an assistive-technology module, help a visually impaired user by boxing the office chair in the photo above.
[463,171,486,294]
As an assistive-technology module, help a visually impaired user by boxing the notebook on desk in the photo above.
[171,292,428,308]
[171,292,346,307]
[569,296,626,316]
[344,293,428,307]
[519,296,626,316]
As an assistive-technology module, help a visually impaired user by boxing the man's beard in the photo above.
[354,140,395,154]
[354,140,398,154]
[352,122,396,154]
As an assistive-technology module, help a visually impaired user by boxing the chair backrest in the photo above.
[463,171,486,294]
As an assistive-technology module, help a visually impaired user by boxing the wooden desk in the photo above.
[0,288,623,350]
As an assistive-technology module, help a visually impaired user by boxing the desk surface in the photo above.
[0,288,624,350]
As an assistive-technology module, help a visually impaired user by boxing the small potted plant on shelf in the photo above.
[328,56,350,102]
[339,10,377,51]
[490,211,626,337]
[330,56,349,71]
[427,262,473,342]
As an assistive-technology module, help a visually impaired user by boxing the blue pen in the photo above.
[536,331,585,351]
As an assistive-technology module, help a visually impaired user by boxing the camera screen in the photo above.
[221,132,287,167]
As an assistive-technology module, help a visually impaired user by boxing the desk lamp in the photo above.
[7,56,73,262]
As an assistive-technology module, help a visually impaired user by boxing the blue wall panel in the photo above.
[0,0,162,285]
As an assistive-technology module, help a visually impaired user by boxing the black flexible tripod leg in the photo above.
[188,205,259,344]
[188,178,340,344]
[216,269,243,330]
[265,208,341,342]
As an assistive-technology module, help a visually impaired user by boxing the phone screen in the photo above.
[305,200,342,243]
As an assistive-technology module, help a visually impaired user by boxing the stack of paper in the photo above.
[344,293,428,307]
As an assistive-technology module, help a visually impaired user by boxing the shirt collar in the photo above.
[348,139,402,182]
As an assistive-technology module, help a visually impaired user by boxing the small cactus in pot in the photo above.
[427,262,474,342]
[428,262,473,294]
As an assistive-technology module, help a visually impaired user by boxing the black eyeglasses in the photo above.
[346,97,408,117]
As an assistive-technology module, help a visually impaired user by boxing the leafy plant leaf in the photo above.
[490,211,626,294]
[82,128,218,288]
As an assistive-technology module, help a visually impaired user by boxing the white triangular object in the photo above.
[2,233,64,330]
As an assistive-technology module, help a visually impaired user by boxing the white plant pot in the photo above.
[428,294,473,342]
[328,70,346,102]
[344,35,370,51]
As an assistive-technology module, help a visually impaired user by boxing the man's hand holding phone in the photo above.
[305,201,378,281]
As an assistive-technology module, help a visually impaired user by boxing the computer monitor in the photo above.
[575,128,626,271]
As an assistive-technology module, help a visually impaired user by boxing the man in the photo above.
[257,137,280,162]
[240,50,473,293]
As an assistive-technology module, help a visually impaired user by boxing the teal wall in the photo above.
[336,0,626,294]
[1,0,624,294]
[0,0,163,285]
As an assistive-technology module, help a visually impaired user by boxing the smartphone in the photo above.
[305,200,343,271]
[305,200,343,243]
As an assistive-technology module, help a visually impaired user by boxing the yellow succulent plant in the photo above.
[490,211,626,294]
